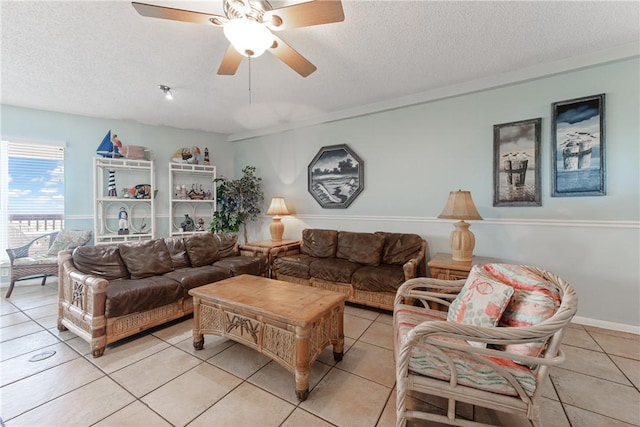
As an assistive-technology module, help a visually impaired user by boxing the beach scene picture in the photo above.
[552,94,605,196]
[493,118,541,207]
[308,144,363,208]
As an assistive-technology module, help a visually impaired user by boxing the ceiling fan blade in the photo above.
[268,35,317,78]
[264,0,344,31]
[217,44,244,75]
[132,2,227,26]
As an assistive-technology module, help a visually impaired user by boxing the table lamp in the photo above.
[437,190,483,262]
[266,197,290,242]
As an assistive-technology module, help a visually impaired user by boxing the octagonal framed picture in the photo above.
[308,144,364,209]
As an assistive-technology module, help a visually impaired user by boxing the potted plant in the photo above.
[209,166,264,243]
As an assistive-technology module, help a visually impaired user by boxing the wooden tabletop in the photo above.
[241,239,299,249]
[189,275,347,327]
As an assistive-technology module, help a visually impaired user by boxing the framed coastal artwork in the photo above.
[551,93,606,197]
[308,144,364,208]
[493,118,542,207]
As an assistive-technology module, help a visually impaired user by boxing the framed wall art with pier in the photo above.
[551,93,606,197]
[493,118,542,207]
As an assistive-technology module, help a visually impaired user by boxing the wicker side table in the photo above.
[240,239,300,278]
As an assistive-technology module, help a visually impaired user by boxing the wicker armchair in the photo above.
[394,266,577,427]
[5,232,59,298]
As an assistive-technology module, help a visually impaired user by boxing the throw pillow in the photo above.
[47,229,91,256]
[448,265,514,348]
[483,263,561,358]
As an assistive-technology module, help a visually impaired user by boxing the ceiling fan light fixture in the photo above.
[159,85,173,100]
[223,18,273,57]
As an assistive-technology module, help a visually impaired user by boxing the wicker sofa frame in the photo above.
[394,266,578,427]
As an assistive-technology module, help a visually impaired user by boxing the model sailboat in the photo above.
[96,130,123,158]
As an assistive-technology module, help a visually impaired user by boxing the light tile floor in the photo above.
[1,279,639,426]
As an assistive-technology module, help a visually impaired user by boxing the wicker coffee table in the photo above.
[189,274,347,401]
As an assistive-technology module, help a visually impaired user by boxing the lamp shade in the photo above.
[438,190,483,220]
[266,197,289,216]
[223,18,274,57]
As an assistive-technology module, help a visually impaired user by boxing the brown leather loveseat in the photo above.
[57,232,267,357]
[272,229,427,311]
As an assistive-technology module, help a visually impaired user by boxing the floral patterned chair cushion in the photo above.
[447,265,514,347]
[395,303,537,397]
[483,264,562,357]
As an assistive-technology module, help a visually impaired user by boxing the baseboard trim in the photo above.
[572,316,640,335]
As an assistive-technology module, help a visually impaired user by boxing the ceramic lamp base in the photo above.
[269,217,284,242]
[449,220,475,262]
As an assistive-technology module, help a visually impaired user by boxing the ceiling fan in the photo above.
[132,0,344,77]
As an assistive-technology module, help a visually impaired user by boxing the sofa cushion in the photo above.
[301,229,338,258]
[394,303,536,397]
[351,264,406,292]
[348,233,385,266]
[484,264,561,358]
[105,276,182,318]
[375,232,424,265]
[273,254,316,279]
[214,256,268,277]
[309,258,361,284]
[163,265,233,293]
[163,237,190,269]
[448,265,514,348]
[336,231,356,260]
[214,233,239,258]
[47,229,91,256]
[72,245,129,280]
[118,239,174,279]
[184,233,220,267]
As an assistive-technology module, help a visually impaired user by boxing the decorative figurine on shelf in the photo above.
[196,218,205,231]
[204,147,210,165]
[118,207,129,235]
[107,170,117,197]
[181,214,195,232]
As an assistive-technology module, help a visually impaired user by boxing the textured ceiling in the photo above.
[1,1,639,137]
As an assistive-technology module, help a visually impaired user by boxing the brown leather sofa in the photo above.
[57,232,267,357]
[272,229,427,311]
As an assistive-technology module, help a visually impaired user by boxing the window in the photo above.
[0,140,65,260]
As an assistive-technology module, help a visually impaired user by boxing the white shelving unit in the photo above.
[93,157,156,245]
[169,163,216,237]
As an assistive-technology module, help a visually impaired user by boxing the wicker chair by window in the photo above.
[5,229,91,298]
[394,264,577,427]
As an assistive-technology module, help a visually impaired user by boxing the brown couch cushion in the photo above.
[119,239,174,279]
[72,245,129,280]
[351,264,405,292]
[105,276,182,318]
[214,233,239,258]
[214,256,268,277]
[376,232,424,265]
[301,229,338,258]
[309,258,361,283]
[184,233,220,267]
[336,231,356,260]
[163,265,233,293]
[348,233,385,266]
[163,237,190,269]
[273,254,316,279]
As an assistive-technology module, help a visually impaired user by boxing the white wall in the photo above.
[232,57,640,329]
[0,106,234,236]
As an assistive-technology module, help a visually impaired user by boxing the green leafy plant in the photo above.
[209,166,264,243]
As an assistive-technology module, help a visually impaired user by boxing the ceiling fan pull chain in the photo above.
[248,55,252,105]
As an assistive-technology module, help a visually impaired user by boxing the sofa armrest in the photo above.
[395,277,465,309]
[58,250,109,322]
[401,239,427,280]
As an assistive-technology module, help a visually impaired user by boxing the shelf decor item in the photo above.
[438,190,483,262]
[493,118,541,207]
[308,144,364,209]
[551,93,606,197]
